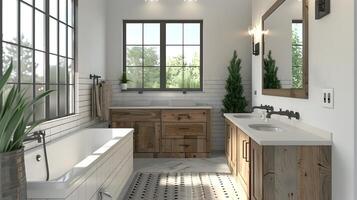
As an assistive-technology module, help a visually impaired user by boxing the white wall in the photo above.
[25,0,107,150]
[105,0,252,150]
[252,0,355,199]
[355,0,357,198]
[78,0,106,79]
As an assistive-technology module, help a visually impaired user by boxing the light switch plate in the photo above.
[322,89,334,108]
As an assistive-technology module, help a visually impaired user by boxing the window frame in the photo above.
[0,0,77,123]
[123,20,203,92]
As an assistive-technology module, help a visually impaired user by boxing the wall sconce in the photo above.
[248,27,259,56]
[315,0,330,19]
[248,26,268,56]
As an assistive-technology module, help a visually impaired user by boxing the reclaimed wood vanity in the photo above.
[224,113,332,200]
[110,107,211,158]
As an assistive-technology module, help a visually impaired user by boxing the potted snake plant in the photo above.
[120,71,130,90]
[0,61,52,199]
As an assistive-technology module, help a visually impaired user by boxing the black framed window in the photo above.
[1,0,76,122]
[124,20,203,91]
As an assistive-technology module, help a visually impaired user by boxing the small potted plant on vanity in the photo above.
[0,61,51,199]
[120,71,130,91]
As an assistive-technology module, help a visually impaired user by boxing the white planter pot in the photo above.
[121,83,128,90]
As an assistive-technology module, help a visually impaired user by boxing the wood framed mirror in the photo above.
[262,0,308,98]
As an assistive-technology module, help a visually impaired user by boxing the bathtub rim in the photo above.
[26,128,134,199]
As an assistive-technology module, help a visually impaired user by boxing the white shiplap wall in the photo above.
[110,79,251,151]
[25,77,97,151]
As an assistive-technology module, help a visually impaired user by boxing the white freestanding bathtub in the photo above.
[25,128,134,200]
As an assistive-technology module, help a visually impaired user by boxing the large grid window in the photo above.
[124,20,203,91]
[1,0,76,122]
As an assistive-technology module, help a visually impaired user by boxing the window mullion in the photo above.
[0,0,3,107]
[66,0,69,115]
[45,0,50,120]
[182,23,185,89]
[32,0,36,123]
[56,0,59,117]
[141,23,144,89]
[17,0,21,86]
[160,22,166,89]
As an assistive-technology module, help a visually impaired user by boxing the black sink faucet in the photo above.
[251,104,274,112]
[266,109,300,120]
[23,130,46,143]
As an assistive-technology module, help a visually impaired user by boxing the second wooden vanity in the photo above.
[110,107,211,158]
[225,114,332,200]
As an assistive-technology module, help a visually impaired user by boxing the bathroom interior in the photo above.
[0,0,356,199]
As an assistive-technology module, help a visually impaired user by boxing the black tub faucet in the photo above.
[24,131,46,143]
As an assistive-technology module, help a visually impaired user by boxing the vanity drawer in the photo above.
[161,139,207,153]
[111,109,161,122]
[162,123,206,138]
[162,110,208,122]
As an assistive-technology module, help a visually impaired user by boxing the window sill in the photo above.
[120,89,204,94]
[36,113,80,127]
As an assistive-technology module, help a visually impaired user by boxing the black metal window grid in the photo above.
[0,0,76,123]
[123,20,203,92]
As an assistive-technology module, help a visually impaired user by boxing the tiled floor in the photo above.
[134,151,230,174]
[123,172,240,200]
[118,151,236,200]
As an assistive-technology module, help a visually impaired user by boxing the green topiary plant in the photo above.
[0,61,52,153]
[222,50,248,113]
[263,50,281,89]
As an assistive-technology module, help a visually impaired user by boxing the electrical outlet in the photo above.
[322,89,334,108]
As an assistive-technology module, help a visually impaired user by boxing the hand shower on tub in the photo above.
[24,131,50,181]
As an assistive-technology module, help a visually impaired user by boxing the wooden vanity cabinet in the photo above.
[225,121,250,200]
[250,140,262,200]
[111,109,211,158]
[237,128,250,200]
[161,110,211,158]
[225,120,332,200]
[111,110,161,157]
[225,120,236,175]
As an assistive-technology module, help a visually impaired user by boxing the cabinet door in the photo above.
[250,140,262,200]
[135,122,161,153]
[225,121,230,157]
[237,128,250,199]
[230,125,237,175]
[227,123,232,166]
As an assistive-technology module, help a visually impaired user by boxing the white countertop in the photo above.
[224,113,332,146]
[110,106,213,110]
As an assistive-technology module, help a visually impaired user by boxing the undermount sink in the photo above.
[233,115,256,119]
[248,124,284,132]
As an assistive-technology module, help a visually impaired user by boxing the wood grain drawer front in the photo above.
[111,110,161,122]
[161,139,207,153]
[135,122,161,153]
[162,123,206,138]
[162,110,208,122]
